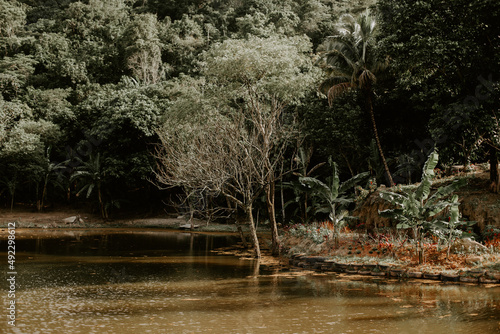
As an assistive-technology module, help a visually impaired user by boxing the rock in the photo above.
[451,238,488,253]
[62,216,83,224]
[179,223,200,230]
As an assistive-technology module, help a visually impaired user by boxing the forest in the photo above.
[1,0,499,244]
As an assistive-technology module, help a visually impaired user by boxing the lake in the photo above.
[1,229,500,333]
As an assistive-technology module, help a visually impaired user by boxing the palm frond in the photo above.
[318,76,350,95]
[318,10,383,100]
[359,69,376,89]
[327,82,354,105]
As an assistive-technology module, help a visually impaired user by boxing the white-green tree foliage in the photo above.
[201,35,319,103]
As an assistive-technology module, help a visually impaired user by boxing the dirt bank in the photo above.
[354,171,500,231]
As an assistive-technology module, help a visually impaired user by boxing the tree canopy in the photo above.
[0,0,498,225]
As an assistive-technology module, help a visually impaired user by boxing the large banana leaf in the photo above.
[425,200,458,217]
[328,157,340,199]
[333,197,354,207]
[449,195,460,221]
[299,176,332,202]
[415,149,439,201]
[378,208,405,218]
[338,171,370,194]
[379,191,408,207]
[424,178,467,207]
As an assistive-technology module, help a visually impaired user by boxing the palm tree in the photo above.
[70,153,106,218]
[318,10,394,186]
[39,147,68,211]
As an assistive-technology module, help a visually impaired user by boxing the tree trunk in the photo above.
[490,149,499,193]
[330,204,339,248]
[40,176,49,212]
[415,226,424,264]
[366,94,394,186]
[280,160,286,225]
[237,222,248,248]
[98,183,106,219]
[8,180,16,212]
[265,182,280,256]
[303,193,308,223]
[10,191,14,212]
[247,204,261,258]
[188,195,195,230]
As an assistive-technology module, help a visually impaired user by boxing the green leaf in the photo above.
[333,197,354,208]
[338,171,370,194]
[415,149,438,201]
[425,178,467,207]
[328,157,340,199]
[449,195,460,222]
[76,184,89,197]
[299,176,333,205]
[86,183,95,198]
[378,208,405,218]
[379,191,408,206]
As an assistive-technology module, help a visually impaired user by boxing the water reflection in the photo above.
[1,230,500,334]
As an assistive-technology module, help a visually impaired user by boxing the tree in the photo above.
[38,147,68,211]
[0,98,61,208]
[202,35,317,256]
[0,54,37,99]
[377,0,500,189]
[317,10,393,186]
[70,153,106,218]
[0,0,27,55]
[122,13,165,84]
[156,36,318,257]
[56,79,166,214]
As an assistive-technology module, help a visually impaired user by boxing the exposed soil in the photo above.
[0,207,213,229]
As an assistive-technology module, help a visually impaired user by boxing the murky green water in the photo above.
[1,229,500,334]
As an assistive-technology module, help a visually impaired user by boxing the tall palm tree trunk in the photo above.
[366,93,394,186]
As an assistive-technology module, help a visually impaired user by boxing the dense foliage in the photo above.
[0,0,498,230]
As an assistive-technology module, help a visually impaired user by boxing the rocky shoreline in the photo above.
[288,253,500,285]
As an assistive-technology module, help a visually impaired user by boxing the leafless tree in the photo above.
[155,114,268,258]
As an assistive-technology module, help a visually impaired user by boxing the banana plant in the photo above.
[432,195,475,259]
[379,149,467,263]
[283,147,325,223]
[300,157,369,246]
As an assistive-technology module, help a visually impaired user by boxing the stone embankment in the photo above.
[288,254,500,284]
